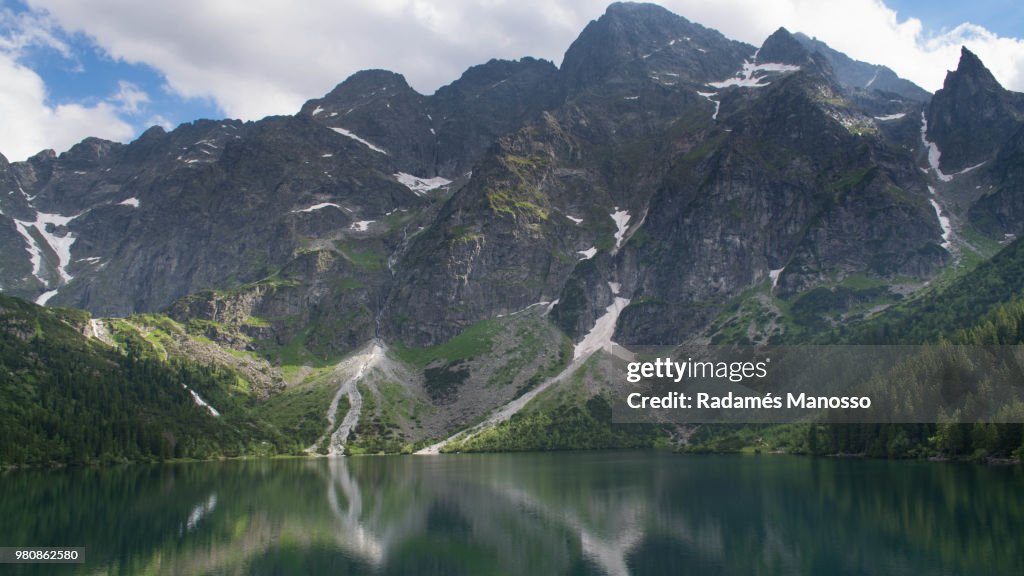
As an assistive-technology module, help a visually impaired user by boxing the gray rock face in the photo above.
[927,47,1024,172]
[560,1,754,93]
[299,58,561,178]
[1,2,1021,356]
[969,125,1024,236]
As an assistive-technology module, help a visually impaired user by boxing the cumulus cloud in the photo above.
[0,6,72,57]
[6,0,1024,158]
[110,80,149,114]
[663,0,1024,97]
[0,9,135,161]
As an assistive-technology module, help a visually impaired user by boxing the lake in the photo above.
[1,452,1022,575]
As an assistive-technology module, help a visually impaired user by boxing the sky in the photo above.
[1,0,1022,161]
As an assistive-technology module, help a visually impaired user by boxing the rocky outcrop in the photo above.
[927,47,1024,172]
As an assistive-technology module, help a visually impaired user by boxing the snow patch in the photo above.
[709,61,800,89]
[312,106,324,116]
[577,247,597,260]
[393,172,451,196]
[608,281,621,295]
[769,267,784,288]
[118,197,139,208]
[574,297,631,360]
[350,220,375,232]
[956,161,986,175]
[13,210,79,286]
[928,186,953,251]
[292,202,342,213]
[865,70,879,88]
[873,113,906,121]
[697,91,721,120]
[329,127,387,154]
[35,290,58,305]
[623,96,639,100]
[497,301,552,318]
[321,153,333,158]
[565,214,583,225]
[920,113,952,182]
[611,208,631,250]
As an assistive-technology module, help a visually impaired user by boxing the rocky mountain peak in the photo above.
[62,137,120,164]
[947,46,998,89]
[334,69,413,95]
[757,27,811,65]
[560,2,753,93]
[301,69,416,116]
[927,46,1024,171]
[561,3,697,88]
[440,57,556,96]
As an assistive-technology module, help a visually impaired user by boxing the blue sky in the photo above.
[2,0,222,128]
[1,0,1022,161]
[886,0,1023,39]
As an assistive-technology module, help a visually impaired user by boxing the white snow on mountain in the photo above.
[709,61,801,89]
[611,208,631,250]
[329,127,387,154]
[393,172,451,195]
[293,202,342,213]
[920,113,953,182]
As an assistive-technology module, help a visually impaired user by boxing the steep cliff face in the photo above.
[969,125,1024,237]
[298,58,562,178]
[615,69,943,344]
[927,47,1024,173]
[0,115,427,316]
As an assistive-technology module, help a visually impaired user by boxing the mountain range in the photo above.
[3,2,1024,463]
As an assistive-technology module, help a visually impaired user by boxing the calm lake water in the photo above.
[1,452,1022,575]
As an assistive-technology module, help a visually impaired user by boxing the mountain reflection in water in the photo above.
[1,452,1022,575]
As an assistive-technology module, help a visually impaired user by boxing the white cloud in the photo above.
[145,114,174,131]
[659,0,1024,95]
[0,7,139,161]
[6,0,1024,153]
[111,80,149,114]
[0,6,72,57]
[0,50,135,161]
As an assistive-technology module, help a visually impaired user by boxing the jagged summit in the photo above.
[938,46,1008,98]
[560,1,753,91]
[927,45,1024,171]
[949,46,997,86]
[757,27,812,65]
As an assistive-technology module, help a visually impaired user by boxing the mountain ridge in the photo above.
[4,2,1024,459]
